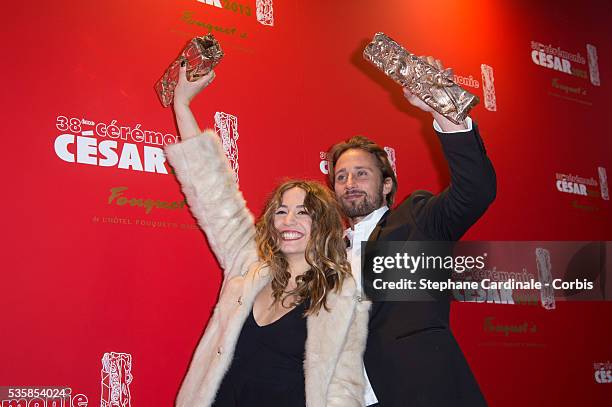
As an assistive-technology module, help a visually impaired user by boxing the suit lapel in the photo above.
[368,210,390,242]
[366,211,390,315]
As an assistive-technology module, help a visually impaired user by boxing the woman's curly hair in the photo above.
[255,180,352,315]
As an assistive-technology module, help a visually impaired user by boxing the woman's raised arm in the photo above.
[165,66,258,279]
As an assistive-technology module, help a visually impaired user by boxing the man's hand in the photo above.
[173,63,216,108]
[402,56,468,132]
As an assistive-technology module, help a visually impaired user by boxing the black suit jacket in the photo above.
[364,124,496,406]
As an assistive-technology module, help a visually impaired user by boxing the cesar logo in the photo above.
[198,0,222,8]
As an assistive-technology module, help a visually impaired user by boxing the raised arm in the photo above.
[402,57,496,240]
[411,123,496,240]
[165,65,257,278]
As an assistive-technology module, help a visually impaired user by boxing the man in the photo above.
[328,58,496,406]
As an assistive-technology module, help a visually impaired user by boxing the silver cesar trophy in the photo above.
[155,34,224,107]
[363,32,479,124]
[535,248,556,310]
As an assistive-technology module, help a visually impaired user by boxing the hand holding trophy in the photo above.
[363,33,478,125]
[155,34,224,107]
[173,64,216,107]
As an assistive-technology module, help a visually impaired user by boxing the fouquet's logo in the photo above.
[107,187,187,214]
[483,316,538,336]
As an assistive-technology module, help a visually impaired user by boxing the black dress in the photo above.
[212,301,308,407]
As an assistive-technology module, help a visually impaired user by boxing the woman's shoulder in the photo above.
[223,261,270,292]
[338,274,357,297]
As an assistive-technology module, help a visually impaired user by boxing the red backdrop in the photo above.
[3,0,611,406]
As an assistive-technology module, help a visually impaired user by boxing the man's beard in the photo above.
[340,184,384,220]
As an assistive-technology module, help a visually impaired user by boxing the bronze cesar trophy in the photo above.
[363,32,479,124]
[155,34,224,107]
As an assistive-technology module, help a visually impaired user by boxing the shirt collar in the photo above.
[345,206,389,240]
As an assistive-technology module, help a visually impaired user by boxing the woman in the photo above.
[166,64,368,407]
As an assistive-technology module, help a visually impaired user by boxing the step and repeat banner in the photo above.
[3,0,611,406]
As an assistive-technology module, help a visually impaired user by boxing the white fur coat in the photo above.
[165,131,368,407]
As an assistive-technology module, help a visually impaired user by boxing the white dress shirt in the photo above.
[345,206,389,406]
